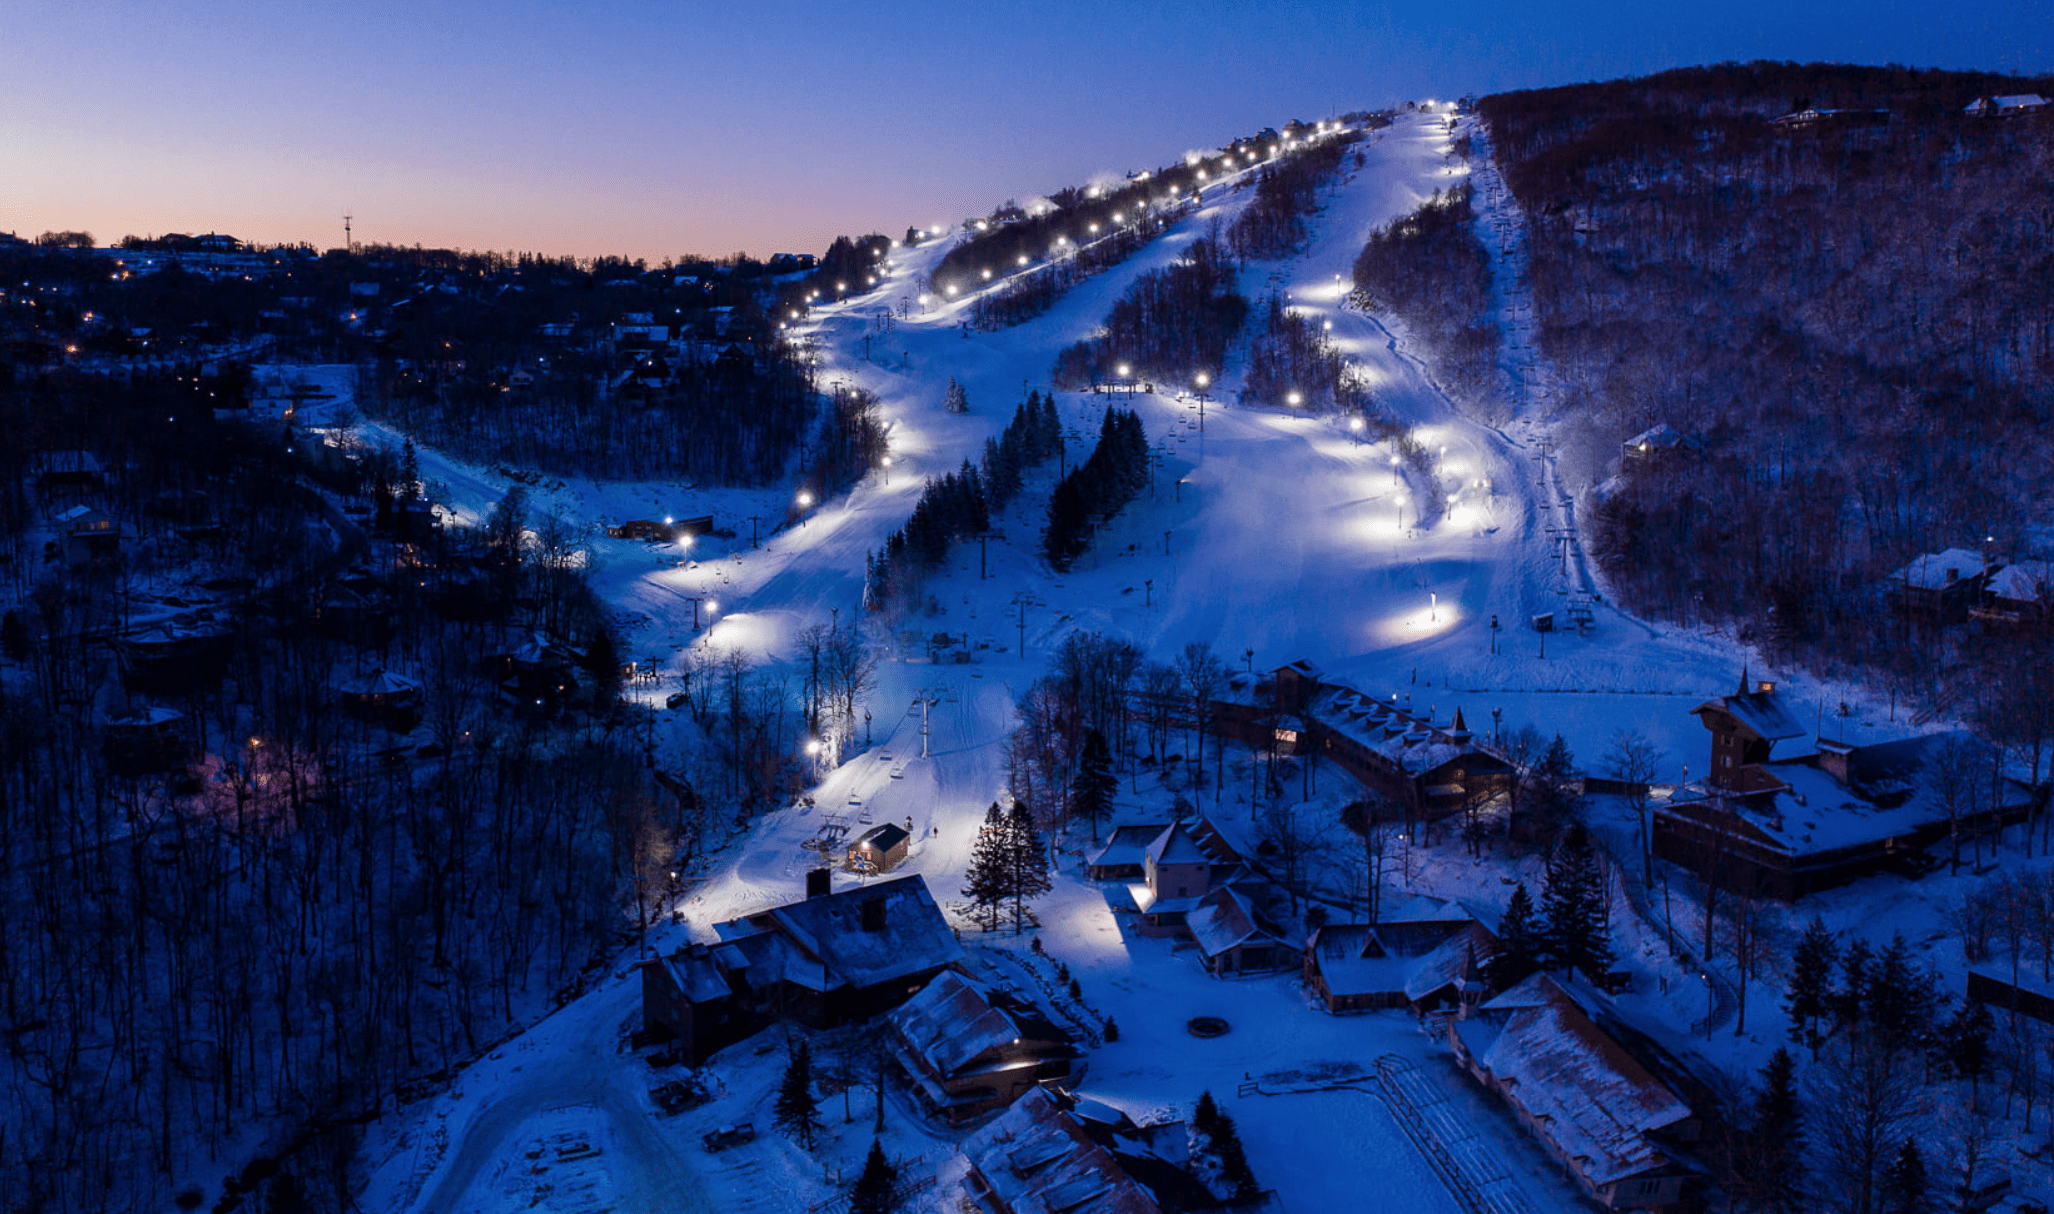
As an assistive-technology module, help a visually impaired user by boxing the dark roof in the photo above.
[853,821,910,853]
[1692,690,1806,742]
[715,874,963,994]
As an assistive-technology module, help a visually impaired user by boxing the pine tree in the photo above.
[1866,933,1937,1054]
[1194,1090,1224,1141]
[1834,937,1873,1032]
[773,1040,822,1149]
[1490,883,1542,990]
[849,1138,898,1214]
[400,437,421,499]
[944,377,969,414]
[1746,1047,1806,1210]
[1539,824,1613,982]
[1210,1112,1259,1201]
[1103,1017,1119,1043]
[1786,916,1839,1054]
[1882,1138,1927,1214]
[1944,998,1992,1100]
[0,609,29,664]
[1005,800,1052,934]
[1042,476,1090,570]
[1070,728,1117,840]
[1524,733,1584,841]
[961,803,1008,932]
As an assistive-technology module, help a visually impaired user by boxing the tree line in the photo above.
[863,392,1061,616]
[1042,407,1150,571]
[1226,130,1361,260]
[1051,235,1248,391]
[1349,182,1501,408]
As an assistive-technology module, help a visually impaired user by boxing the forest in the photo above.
[1349,182,1500,408]
[0,369,817,1213]
[1051,235,1249,391]
[1461,64,2054,719]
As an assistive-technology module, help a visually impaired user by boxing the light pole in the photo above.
[1194,371,1209,433]
[1116,363,1132,400]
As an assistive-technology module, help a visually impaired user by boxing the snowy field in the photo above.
[341,107,1982,1214]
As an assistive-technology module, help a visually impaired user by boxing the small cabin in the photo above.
[55,505,119,567]
[848,820,911,874]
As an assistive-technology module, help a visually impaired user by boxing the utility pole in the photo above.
[1011,591,1036,657]
[343,211,352,252]
[748,515,761,549]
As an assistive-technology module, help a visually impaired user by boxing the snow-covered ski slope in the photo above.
[612,106,1895,779]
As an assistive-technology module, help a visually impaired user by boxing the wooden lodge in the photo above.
[887,971,1084,1124]
[1208,663,1512,823]
[1305,896,1497,1013]
[641,872,964,1049]
[1654,674,2034,898]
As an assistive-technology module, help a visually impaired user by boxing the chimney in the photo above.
[806,867,832,899]
[860,896,886,932]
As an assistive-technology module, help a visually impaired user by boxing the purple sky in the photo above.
[4,0,2049,262]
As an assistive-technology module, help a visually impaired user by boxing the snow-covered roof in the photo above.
[1089,823,1169,870]
[1893,548,1989,590]
[962,1089,1163,1214]
[655,945,732,1005]
[1987,561,2053,603]
[889,971,1069,1080]
[1693,689,1806,742]
[1309,685,1497,774]
[1402,923,1496,1004]
[109,706,184,728]
[1624,423,1681,451]
[342,668,420,697]
[1144,821,1209,867]
[714,874,963,995]
[852,821,909,853]
[1186,885,1288,961]
[1470,974,1691,1187]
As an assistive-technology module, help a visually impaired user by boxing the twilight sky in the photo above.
[3,0,2050,262]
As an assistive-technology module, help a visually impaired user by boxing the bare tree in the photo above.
[1261,796,1335,917]
[1604,728,1660,888]
[1810,1038,1928,1214]
[1927,738,1985,876]
[1724,883,1777,1036]
[1177,642,1227,790]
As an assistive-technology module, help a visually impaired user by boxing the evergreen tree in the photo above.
[1036,391,1062,457]
[1865,933,1937,1054]
[1746,1047,1806,1211]
[1834,937,1873,1032]
[1539,824,1613,982]
[372,477,393,533]
[773,1040,822,1149]
[1943,998,1992,1100]
[1193,1090,1224,1141]
[1070,728,1117,840]
[400,437,421,499]
[1042,476,1091,570]
[1004,799,1052,934]
[849,1138,898,1214]
[1210,1112,1259,1201]
[1489,883,1543,990]
[0,609,29,664]
[1524,733,1584,841]
[1882,1139,1927,1214]
[961,802,1008,932]
[944,377,969,414]
[1786,916,1839,1054]
[1103,1017,1119,1042]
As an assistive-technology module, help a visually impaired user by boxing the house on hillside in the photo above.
[1448,972,1701,1211]
[1621,423,1694,464]
[54,504,119,567]
[1654,675,2033,898]
[961,1088,1208,1214]
[1305,896,1498,1013]
[339,668,422,728]
[1977,560,2054,630]
[1890,548,1994,624]
[103,706,198,776]
[1965,94,2048,117]
[639,942,746,1064]
[37,449,105,497]
[887,971,1084,1123]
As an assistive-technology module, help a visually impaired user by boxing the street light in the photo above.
[1286,390,1303,408]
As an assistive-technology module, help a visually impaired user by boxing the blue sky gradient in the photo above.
[3,0,2049,260]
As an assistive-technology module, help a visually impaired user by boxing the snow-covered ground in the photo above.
[341,106,1972,1214]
